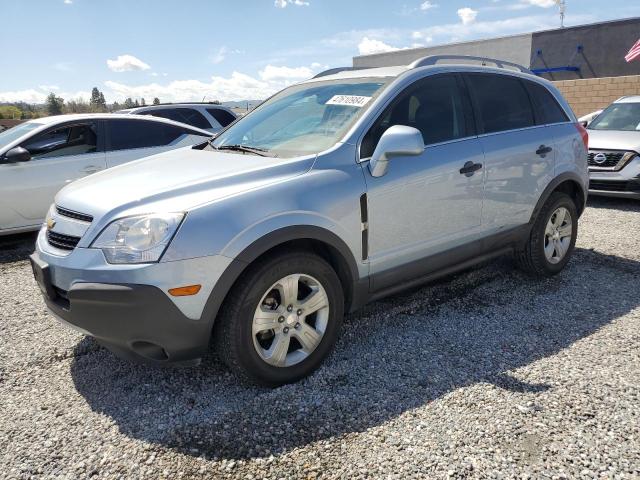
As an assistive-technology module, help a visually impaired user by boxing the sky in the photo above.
[1,0,640,104]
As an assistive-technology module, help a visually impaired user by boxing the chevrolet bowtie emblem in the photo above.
[46,218,56,230]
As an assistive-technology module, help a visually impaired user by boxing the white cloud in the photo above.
[259,65,313,81]
[522,0,556,7]
[357,37,399,55]
[274,0,309,7]
[457,7,478,25]
[63,0,72,4]
[211,46,227,64]
[0,89,89,104]
[420,1,436,10]
[38,85,60,91]
[100,63,319,103]
[106,54,151,72]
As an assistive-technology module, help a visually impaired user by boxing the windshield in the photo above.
[0,122,42,150]
[211,78,390,158]
[588,103,640,131]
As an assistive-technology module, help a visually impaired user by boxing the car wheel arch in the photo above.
[199,225,363,339]
[530,173,587,224]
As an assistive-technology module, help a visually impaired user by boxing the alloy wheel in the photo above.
[252,273,330,367]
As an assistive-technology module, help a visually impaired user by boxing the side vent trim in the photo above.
[359,193,369,261]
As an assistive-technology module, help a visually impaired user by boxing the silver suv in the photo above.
[31,56,588,386]
[586,96,640,199]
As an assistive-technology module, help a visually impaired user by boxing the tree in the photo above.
[123,97,135,108]
[46,92,64,116]
[140,98,146,106]
[134,99,140,107]
[89,87,107,112]
[153,97,160,105]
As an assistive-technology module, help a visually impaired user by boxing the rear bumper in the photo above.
[30,251,214,364]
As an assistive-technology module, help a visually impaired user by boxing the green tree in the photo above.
[123,97,135,108]
[46,92,64,115]
[89,87,107,112]
[153,97,160,105]
[140,98,146,106]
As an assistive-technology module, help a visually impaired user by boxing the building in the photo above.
[352,17,640,116]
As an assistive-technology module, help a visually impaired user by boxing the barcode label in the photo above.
[326,95,372,107]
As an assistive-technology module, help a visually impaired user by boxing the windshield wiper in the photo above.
[215,144,276,157]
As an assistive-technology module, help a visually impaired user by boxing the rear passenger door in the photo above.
[105,119,208,167]
[464,73,555,230]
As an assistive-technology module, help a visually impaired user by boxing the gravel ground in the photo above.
[1,197,639,479]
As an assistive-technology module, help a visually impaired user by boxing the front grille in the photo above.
[589,180,640,192]
[46,230,81,250]
[55,206,93,223]
[588,150,625,168]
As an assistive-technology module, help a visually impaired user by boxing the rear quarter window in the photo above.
[524,81,569,125]
[206,108,236,127]
[465,73,535,134]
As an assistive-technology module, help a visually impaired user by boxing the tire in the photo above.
[214,250,344,386]
[516,192,578,277]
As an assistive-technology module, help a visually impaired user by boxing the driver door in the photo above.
[361,74,486,291]
[0,121,105,232]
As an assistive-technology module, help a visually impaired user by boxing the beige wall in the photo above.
[553,75,640,118]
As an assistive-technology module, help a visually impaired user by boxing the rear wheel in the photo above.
[215,251,344,386]
[516,192,578,276]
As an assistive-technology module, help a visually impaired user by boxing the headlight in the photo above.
[91,213,184,264]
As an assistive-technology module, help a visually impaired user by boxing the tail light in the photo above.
[575,122,589,150]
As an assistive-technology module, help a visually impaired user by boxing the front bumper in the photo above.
[588,157,640,199]
[31,229,234,364]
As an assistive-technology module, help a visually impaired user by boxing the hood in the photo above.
[587,129,640,152]
[55,147,315,220]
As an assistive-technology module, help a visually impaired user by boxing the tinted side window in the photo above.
[361,74,472,159]
[207,108,236,127]
[465,74,534,134]
[524,81,569,125]
[108,120,170,151]
[22,123,98,159]
[141,109,183,123]
[179,109,211,129]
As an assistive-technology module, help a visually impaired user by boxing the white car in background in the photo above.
[578,109,603,127]
[0,114,211,235]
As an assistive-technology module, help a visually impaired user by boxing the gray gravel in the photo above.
[1,197,639,479]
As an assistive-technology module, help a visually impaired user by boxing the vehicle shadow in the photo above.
[586,195,640,212]
[0,232,37,264]
[69,247,640,460]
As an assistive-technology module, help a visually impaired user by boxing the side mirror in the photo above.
[580,120,588,128]
[369,125,424,177]
[1,147,31,164]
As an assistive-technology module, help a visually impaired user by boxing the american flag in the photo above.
[625,39,640,63]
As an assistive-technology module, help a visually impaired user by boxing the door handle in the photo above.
[459,161,483,177]
[536,145,553,157]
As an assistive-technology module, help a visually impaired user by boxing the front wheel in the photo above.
[516,192,578,276]
[214,251,344,386]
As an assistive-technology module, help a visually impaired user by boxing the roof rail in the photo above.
[312,67,362,79]
[409,55,533,74]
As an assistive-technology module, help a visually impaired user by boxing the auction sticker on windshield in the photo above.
[326,95,372,107]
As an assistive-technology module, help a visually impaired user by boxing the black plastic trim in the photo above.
[371,224,530,295]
